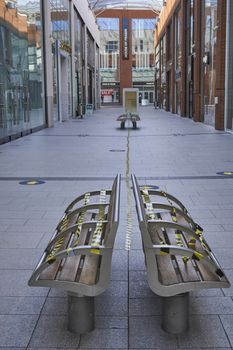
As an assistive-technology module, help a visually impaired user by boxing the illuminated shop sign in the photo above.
[122,18,129,60]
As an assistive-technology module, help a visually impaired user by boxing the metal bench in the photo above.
[28,175,121,334]
[132,174,230,334]
[117,112,140,129]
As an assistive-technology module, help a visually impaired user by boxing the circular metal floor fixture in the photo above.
[216,171,233,176]
[19,180,46,186]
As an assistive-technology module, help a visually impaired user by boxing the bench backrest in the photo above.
[131,174,152,247]
[104,174,121,246]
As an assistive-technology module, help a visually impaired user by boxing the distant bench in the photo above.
[132,174,230,334]
[28,175,120,334]
[117,113,140,129]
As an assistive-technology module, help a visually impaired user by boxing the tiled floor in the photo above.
[1,106,233,349]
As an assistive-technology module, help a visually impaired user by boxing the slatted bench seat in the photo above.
[28,175,120,334]
[132,174,230,334]
[117,112,140,129]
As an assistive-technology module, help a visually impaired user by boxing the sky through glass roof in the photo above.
[89,0,163,12]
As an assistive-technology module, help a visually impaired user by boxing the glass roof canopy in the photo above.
[89,0,163,13]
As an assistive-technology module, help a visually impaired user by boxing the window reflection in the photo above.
[74,10,84,112]
[132,19,156,82]
[132,18,156,105]
[50,0,71,121]
[175,7,182,114]
[0,0,43,139]
[203,0,217,126]
[97,18,120,104]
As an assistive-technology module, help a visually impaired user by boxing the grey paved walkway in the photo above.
[1,106,233,349]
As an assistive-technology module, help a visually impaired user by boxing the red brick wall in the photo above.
[96,9,157,103]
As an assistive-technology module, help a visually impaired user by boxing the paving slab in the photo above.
[0,270,49,297]
[29,316,80,348]
[129,316,177,349]
[0,296,45,315]
[177,315,230,348]
[80,329,128,349]
[0,315,38,347]
[1,107,233,349]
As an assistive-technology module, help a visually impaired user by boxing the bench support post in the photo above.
[68,293,95,334]
[161,292,189,334]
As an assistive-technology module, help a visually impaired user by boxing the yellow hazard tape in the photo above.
[46,236,65,263]
[90,205,105,254]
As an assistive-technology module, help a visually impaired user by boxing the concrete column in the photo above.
[215,0,227,130]
[120,12,132,103]
[70,1,76,117]
[171,16,176,114]
[193,0,202,123]
[94,43,97,109]
[224,0,231,130]
[180,0,186,117]
[84,25,88,106]
[41,0,54,127]
[165,28,169,112]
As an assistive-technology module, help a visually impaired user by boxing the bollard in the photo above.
[161,293,189,334]
[68,293,95,334]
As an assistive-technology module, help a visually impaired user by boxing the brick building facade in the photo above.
[96,9,157,104]
[154,0,227,130]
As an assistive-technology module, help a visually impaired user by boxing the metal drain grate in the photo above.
[109,149,125,152]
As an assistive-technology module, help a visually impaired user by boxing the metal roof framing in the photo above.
[88,0,163,13]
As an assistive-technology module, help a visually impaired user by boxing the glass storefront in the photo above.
[97,18,120,103]
[95,45,100,108]
[186,0,194,118]
[50,0,71,121]
[226,0,233,130]
[161,34,166,109]
[132,18,156,105]
[0,0,44,140]
[175,6,182,115]
[74,10,84,115]
[87,30,95,104]
[202,0,217,126]
[155,43,160,107]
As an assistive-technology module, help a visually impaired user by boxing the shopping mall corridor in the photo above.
[1,106,233,349]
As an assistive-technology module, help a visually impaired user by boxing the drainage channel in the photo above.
[125,125,132,251]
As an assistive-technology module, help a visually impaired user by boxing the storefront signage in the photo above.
[122,18,129,60]
[101,89,113,96]
[102,82,119,86]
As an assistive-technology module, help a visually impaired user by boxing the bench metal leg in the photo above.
[161,293,189,334]
[68,293,95,334]
[120,121,125,129]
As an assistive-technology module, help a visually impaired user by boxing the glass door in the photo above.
[186,0,194,118]
[203,0,218,126]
